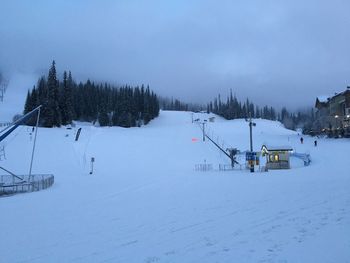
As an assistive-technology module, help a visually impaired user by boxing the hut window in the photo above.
[269,154,279,162]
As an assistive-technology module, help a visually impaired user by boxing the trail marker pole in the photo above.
[90,157,95,174]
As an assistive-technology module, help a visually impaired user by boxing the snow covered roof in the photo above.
[332,89,350,98]
[316,96,330,103]
[261,145,293,151]
[317,88,350,103]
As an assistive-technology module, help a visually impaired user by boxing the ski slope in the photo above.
[1,111,349,263]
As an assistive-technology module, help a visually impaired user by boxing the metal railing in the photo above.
[0,174,54,196]
[195,163,213,171]
[290,152,311,166]
[0,122,11,128]
[218,164,244,171]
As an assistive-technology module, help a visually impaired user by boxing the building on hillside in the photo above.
[314,87,350,137]
[261,145,293,170]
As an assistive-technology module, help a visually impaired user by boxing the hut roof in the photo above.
[261,145,293,152]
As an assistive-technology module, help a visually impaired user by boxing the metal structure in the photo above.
[0,174,54,196]
[0,122,11,128]
[0,105,54,196]
[219,163,244,171]
[246,113,256,173]
[197,122,239,168]
[290,152,311,166]
[195,163,213,171]
[201,121,206,141]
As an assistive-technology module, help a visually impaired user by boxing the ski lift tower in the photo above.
[246,112,256,173]
[198,120,207,142]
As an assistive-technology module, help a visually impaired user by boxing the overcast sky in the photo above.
[1,0,349,109]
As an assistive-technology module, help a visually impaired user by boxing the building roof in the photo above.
[331,89,350,99]
[315,88,350,109]
[316,96,330,103]
[261,145,293,152]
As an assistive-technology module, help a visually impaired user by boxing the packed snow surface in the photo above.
[1,111,349,262]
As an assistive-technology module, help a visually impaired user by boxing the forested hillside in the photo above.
[24,61,159,128]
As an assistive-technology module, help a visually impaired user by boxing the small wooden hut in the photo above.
[261,145,293,170]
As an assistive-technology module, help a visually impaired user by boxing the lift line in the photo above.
[198,124,239,167]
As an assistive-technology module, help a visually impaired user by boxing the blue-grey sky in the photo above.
[1,0,350,109]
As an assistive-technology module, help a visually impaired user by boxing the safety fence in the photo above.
[218,164,244,171]
[290,152,311,166]
[0,122,11,128]
[0,174,54,196]
[195,163,213,171]
[196,163,268,173]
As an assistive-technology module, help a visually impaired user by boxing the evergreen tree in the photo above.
[24,61,160,128]
[45,61,61,127]
[60,71,74,125]
[24,89,33,114]
[98,101,109,126]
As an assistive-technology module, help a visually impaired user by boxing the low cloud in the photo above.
[1,0,349,109]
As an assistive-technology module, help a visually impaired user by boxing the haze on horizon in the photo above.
[1,0,349,110]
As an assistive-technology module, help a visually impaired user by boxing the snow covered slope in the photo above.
[0,111,349,263]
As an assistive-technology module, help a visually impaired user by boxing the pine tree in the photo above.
[98,102,109,126]
[24,62,160,128]
[24,89,33,114]
[67,71,76,120]
[45,61,62,127]
[23,87,39,125]
[60,71,74,125]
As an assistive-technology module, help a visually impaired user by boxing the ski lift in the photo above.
[0,105,54,195]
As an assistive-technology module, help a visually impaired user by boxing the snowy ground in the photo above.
[1,111,349,263]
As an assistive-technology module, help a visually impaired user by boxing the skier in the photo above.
[314,140,317,147]
[300,137,304,144]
